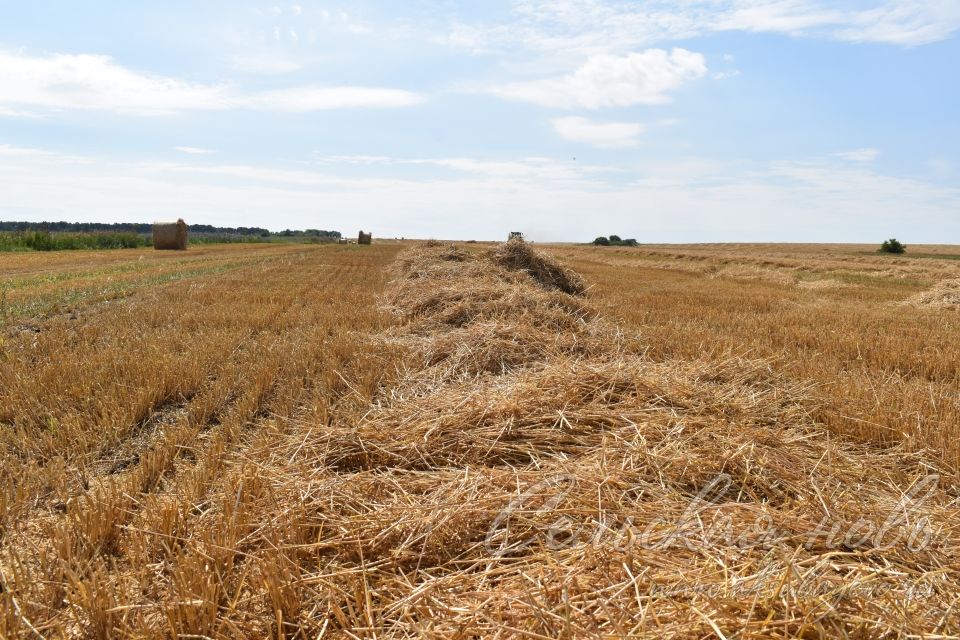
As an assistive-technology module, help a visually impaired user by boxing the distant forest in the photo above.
[0,221,341,238]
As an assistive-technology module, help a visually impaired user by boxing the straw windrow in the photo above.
[904,278,960,309]
[266,240,960,636]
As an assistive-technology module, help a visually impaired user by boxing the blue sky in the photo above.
[1,0,958,241]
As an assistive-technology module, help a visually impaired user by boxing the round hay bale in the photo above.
[153,219,188,250]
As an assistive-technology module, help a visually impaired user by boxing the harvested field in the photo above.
[904,278,960,309]
[550,242,960,471]
[2,240,959,637]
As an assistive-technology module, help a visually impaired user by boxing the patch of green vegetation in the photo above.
[3,253,219,290]
[0,231,146,252]
[1,260,252,325]
[2,247,322,326]
[0,229,341,252]
[879,238,906,254]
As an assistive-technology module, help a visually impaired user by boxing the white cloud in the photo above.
[405,157,588,181]
[0,144,84,160]
[175,146,216,155]
[712,2,844,34]
[228,53,303,74]
[0,51,226,114]
[552,116,645,148]
[347,23,374,35]
[315,155,394,165]
[242,86,422,110]
[835,148,880,162]
[835,1,960,45]
[316,155,599,181]
[291,4,302,16]
[713,69,741,80]
[4,144,957,243]
[487,48,707,109]
[0,106,43,118]
[444,0,960,55]
[0,50,423,114]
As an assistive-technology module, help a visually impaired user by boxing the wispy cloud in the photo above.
[485,48,707,109]
[175,146,216,155]
[314,155,394,165]
[552,116,645,148]
[0,106,43,119]
[0,50,423,115]
[404,157,588,181]
[835,148,880,162]
[314,155,603,182]
[242,86,422,110]
[833,1,960,45]
[228,53,303,74]
[443,0,960,56]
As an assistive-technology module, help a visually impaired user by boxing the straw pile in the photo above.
[491,236,587,294]
[264,240,960,636]
[904,278,960,309]
[797,278,852,291]
[152,219,188,250]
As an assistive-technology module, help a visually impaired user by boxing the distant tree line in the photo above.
[275,228,342,238]
[592,235,638,247]
[0,220,343,252]
[0,220,340,238]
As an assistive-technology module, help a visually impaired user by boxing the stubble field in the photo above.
[1,240,958,638]
[551,242,960,470]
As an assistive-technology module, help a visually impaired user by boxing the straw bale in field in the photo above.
[152,219,188,250]
[358,230,372,245]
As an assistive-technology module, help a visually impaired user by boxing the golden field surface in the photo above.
[551,243,960,470]
[1,240,959,638]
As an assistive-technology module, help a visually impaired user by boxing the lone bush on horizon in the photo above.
[593,236,638,247]
[880,238,906,254]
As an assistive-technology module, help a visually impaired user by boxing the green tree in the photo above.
[880,238,906,254]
